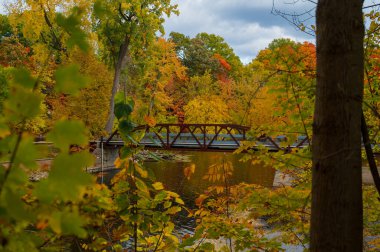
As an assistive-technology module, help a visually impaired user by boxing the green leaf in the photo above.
[34,152,94,203]
[114,93,135,109]
[60,210,87,238]
[118,120,134,135]
[119,147,133,159]
[0,122,10,138]
[50,209,87,238]
[12,68,35,89]
[154,191,167,201]
[47,120,88,151]
[114,92,125,104]
[4,87,42,121]
[0,187,33,221]
[93,0,110,18]
[114,103,132,120]
[135,178,150,197]
[54,65,89,95]
[163,201,172,209]
[180,227,205,248]
[126,96,135,110]
[200,242,215,251]
[135,163,148,178]
[14,137,38,169]
[56,8,89,52]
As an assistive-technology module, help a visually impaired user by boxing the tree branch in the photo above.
[361,112,380,200]
[363,4,380,9]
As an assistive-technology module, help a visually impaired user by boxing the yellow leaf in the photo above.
[167,191,180,198]
[114,157,122,168]
[152,182,164,190]
[175,197,184,205]
[216,186,224,194]
[183,164,195,180]
[121,3,131,9]
[166,206,181,214]
[135,163,148,178]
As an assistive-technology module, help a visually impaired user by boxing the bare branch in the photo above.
[118,3,130,22]
[271,0,316,37]
[363,3,380,9]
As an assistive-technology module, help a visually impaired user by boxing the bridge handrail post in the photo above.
[203,126,206,149]
[166,125,170,149]
[100,136,104,184]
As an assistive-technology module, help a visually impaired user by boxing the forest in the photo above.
[0,0,379,251]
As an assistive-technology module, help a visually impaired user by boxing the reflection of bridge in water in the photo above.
[104,123,310,152]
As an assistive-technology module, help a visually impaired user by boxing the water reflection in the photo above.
[101,151,276,236]
[102,151,275,202]
[145,151,275,204]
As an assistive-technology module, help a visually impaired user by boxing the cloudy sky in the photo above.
[1,0,378,64]
[164,0,380,63]
[163,0,316,64]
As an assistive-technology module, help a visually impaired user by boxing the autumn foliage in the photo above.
[0,2,379,251]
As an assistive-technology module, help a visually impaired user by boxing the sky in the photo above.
[0,0,317,64]
[1,0,379,64]
[164,0,380,64]
[163,0,316,64]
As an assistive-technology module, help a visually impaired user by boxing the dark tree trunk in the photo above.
[311,0,364,251]
[105,35,130,133]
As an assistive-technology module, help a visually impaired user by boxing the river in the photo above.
[102,150,276,237]
[145,151,275,202]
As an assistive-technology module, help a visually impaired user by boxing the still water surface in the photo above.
[145,151,275,203]
[149,151,276,236]
[103,151,276,236]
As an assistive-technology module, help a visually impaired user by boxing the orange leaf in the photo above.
[144,115,156,127]
[36,219,49,230]
[195,194,208,207]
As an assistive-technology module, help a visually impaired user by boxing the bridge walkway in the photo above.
[104,123,310,151]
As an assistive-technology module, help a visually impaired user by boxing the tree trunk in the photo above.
[311,1,364,251]
[105,35,130,133]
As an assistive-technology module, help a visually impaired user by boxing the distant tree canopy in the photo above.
[169,32,242,80]
[0,14,12,39]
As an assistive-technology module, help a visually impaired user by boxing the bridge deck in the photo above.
[103,124,310,151]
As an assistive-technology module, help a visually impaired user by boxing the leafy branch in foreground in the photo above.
[86,92,184,251]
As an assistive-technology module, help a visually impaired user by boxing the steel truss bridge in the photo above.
[103,123,309,152]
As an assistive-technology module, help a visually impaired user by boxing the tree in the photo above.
[267,38,297,50]
[0,67,8,113]
[93,0,178,133]
[182,37,221,77]
[169,32,234,79]
[195,32,242,78]
[130,37,186,124]
[254,39,316,137]
[48,50,113,138]
[311,1,364,251]
[0,37,32,68]
[183,95,231,124]
[0,14,13,39]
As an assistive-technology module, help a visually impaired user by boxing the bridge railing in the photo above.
[138,123,250,150]
[106,123,250,150]
[104,124,311,151]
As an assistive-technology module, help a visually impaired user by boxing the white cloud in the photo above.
[164,0,314,64]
